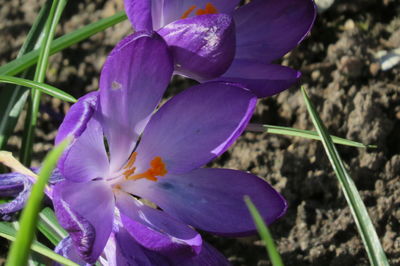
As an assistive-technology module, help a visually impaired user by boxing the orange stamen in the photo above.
[125,156,167,182]
[124,152,137,169]
[195,2,218,16]
[181,5,197,19]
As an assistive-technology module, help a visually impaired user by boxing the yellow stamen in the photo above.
[124,152,137,169]
[125,156,167,182]
[0,151,37,178]
[181,5,197,19]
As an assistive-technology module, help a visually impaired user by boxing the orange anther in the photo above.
[195,2,218,16]
[126,156,167,182]
[181,5,197,19]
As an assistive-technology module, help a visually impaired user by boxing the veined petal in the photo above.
[234,0,316,63]
[59,115,109,183]
[126,168,287,236]
[54,237,90,266]
[148,0,240,29]
[124,0,153,31]
[116,192,202,256]
[55,91,98,145]
[99,31,173,172]
[170,242,230,266]
[217,60,301,97]
[133,82,256,175]
[53,180,115,263]
[158,14,235,81]
[0,173,32,219]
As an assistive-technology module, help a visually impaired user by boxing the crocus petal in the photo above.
[124,0,153,31]
[54,237,90,266]
[59,115,109,183]
[126,168,287,236]
[55,91,98,145]
[158,14,235,81]
[0,173,32,218]
[217,60,301,97]
[148,0,240,29]
[116,192,202,256]
[99,31,173,172]
[53,180,115,263]
[170,242,230,266]
[133,82,256,175]
[233,0,316,63]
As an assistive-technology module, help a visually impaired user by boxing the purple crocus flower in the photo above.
[53,31,286,264]
[124,0,317,97]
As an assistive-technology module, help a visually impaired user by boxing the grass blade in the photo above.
[244,196,284,266]
[0,11,127,77]
[0,75,76,103]
[0,222,77,266]
[37,207,68,246]
[246,123,375,148]
[301,87,389,266]
[6,139,70,266]
[0,0,53,150]
[20,0,67,166]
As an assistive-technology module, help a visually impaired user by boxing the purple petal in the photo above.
[234,0,317,63]
[170,242,230,266]
[148,0,240,29]
[133,82,256,175]
[53,180,115,263]
[127,168,287,236]
[55,91,98,145]
[0,173,32,218]
[99,31,173,172]
[124,0,153,31]
[108,228,170,266]
[59,115,109,183]
[158,14,235,81]
[54,237,90,266]
[217,60,301,97]
[116,192,202,256]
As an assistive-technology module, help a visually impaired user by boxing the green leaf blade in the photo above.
[301,87,389,266]
[244,196,284,266]
[6,139,70,266]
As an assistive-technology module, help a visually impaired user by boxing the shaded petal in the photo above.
[217,60,301,97]
[54,237,90,266]
[116,192,202,256]
[124,0,153,31]
[0,173,32,219]
[126,168,287,236]
[55,91,98,145]
[107,227,170,266]
[53,180,114,263]
[134,82,256,175]
[234,0,317,62]
[59,115,109,183]
[158,14,235,81]
[170,242,230,266]
[149,0,240,29]
[99,31,173,172]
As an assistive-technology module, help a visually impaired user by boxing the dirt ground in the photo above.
[0,0,399,265]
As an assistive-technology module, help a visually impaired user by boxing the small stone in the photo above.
[369,62,380,76]
[344,19,356,31]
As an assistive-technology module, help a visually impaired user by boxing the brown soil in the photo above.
[0,0,399,265]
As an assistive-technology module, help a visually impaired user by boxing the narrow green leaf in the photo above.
[0,222,77,266]
[37,207,68,246]
[0,0,52,150]
[20,0,67,166]
[0,75,76,103]
[6,139,71,266]
[301,87,389,266]
[246,123,375,148]
[0,11,127,77]
[244,196,284,266]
